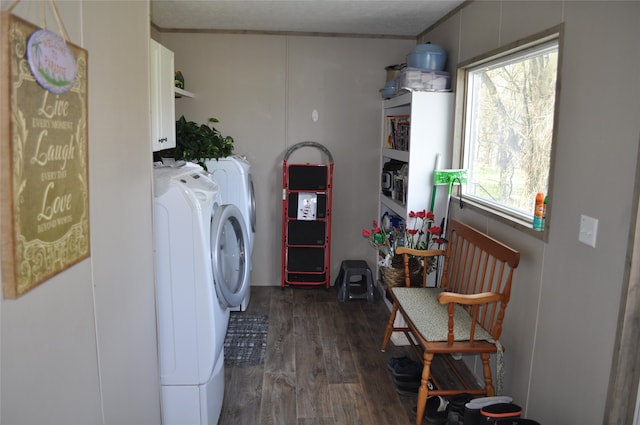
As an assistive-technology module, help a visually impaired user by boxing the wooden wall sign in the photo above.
[1,12,90,298]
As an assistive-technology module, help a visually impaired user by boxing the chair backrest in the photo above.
[439,219,520,340]
[395,246,447,287]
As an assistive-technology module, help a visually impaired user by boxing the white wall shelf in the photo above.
[174,87,195,98]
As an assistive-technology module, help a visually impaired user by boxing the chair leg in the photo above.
[481,353,495,396]
[415,352,434,425]
[381,302,398,352]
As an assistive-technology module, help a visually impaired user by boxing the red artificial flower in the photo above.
[361,211,446,257]
[428,226,442,235]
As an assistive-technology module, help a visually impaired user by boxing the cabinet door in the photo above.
[150,39,176,152]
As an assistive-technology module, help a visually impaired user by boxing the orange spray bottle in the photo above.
[533,192,544,231]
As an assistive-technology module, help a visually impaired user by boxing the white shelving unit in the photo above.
[377,91,454,290]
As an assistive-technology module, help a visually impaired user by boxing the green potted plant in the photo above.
[153,115,234,170]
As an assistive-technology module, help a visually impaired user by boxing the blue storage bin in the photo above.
[406,43,447,71]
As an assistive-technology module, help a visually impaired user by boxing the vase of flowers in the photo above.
[362,210,446,287]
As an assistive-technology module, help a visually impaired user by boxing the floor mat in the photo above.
[224,314,269,366]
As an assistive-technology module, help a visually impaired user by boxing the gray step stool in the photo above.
[336,260,375,302]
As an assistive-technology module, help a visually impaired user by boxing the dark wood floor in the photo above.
[219,285,420,425]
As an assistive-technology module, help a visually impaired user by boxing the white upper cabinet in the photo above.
[150,39,176,152]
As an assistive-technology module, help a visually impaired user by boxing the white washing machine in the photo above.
[153,163,250,425]
[205,155,256,311]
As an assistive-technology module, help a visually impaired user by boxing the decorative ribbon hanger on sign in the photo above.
[7,0,77,94]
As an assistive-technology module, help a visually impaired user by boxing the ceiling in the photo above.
[150,0,466,38]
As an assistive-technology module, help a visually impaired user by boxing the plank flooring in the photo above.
[220,286,419,425]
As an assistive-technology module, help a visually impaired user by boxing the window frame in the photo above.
[451,25,564,241]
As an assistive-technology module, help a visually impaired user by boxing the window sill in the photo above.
[452,195,548,242]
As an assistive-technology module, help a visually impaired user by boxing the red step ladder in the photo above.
[281,142,334,288]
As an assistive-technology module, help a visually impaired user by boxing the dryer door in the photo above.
[249,174,256,233]
[210,204,250,308]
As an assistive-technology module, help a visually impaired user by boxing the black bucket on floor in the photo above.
[446,393,475,425]
[464,406,482,425]
[480,403,522,423]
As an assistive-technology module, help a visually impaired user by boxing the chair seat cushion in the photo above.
[392,287,493,343]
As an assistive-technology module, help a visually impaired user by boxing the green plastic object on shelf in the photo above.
[430,169,468,212]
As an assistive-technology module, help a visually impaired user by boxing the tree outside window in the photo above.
[461,36,560,225]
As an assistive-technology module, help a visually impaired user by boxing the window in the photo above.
[456,29,561,232]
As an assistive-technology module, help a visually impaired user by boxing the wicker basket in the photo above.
[381,254,421,287]
[381,266,424,287]
[380,255,436,287]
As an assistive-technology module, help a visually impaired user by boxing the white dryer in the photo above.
[205,155,256,311]
[153,163,250,425]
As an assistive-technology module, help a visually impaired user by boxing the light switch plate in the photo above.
[579,214,598,248]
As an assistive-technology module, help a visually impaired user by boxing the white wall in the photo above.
[424,1,640,424]
[82,2,161,423]
[0,1,161,423]
[159,32,415,286]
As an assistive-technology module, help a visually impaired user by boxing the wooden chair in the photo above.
[381,219,520,425]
